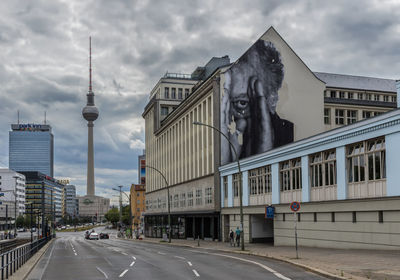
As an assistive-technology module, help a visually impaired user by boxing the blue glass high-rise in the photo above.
[9,124,54,177]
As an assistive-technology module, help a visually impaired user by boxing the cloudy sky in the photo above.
[0,0,399,205]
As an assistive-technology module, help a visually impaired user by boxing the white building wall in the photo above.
[0,169,26,217]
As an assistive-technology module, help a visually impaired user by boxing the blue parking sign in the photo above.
[265,206,275,219]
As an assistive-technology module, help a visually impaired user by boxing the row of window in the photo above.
[146,187,213,210]
[223,137,386,195]
[281,210,385,223]
[324,108,384,125]
[164,87,191,100]
[325,90,397,103]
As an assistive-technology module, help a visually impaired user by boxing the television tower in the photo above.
[82,37,99,196]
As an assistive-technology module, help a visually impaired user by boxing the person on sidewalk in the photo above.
[235,227,241,247]
[229,229,234,246]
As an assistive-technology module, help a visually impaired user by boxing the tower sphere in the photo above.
[82,105,99,121]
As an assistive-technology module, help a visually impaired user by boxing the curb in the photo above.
[123,238,349,280]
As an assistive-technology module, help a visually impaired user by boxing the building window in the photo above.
[392,96,397,103]
[233,173,240,197]
[180,193,186,208]
[280,158,302,191]
[223,176,228,199]
[178,88,183,99]
[195,189,202,206]
[324,90,328,97]
[366,93,372,100]
[171,88,176,99]
[205,187,212,204]
[347,138,386,183]
[339,91,345,98]
[249,165,271,195]
[348,92,354,99]
[362,111,373,119]
[161,106,169,116]
[185,88,190,98]
[324,108,330,125]
[335,109,344,125]
[164,87,169,99]
[378,211,384,223]
[187,191,193,207]
[358,93,363,100]
[310,150,336,187]
[330,90,336,98]
[173,194,179,208]
[347,110,357,124]
[374,94,380,101]
[383,95,389,102]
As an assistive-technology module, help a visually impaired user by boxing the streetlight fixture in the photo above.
[112,186,132,238]
[193,121,245,251]
[145,165,171,243]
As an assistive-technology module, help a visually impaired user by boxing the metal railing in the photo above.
[0,239,30,255]
[0,235,54,279]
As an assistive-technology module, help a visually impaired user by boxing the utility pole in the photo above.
[118,185,122,227]
[13,176,18,238]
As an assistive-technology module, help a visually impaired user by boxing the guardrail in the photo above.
[0,239,30,255]
[0,235,54,279]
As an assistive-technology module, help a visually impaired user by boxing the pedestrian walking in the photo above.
[235,227,241,247]
[229,229,234,246]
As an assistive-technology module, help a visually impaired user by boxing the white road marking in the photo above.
[122,252,128,256]
[96,267,109,279]
[130,261,135,267]
[192,269,200,277]
[187,261,193,266]
[174,256,186,260]
[74,252,77,256]
[119,269,129,278]
[188,250,292,280]
[132,256,136,260]
[157,251,166,255]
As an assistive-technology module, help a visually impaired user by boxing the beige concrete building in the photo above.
[77,195,110,222]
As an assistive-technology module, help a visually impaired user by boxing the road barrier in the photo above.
[0,235,54,279]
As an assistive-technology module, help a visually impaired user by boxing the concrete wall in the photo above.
[273,198,400,250]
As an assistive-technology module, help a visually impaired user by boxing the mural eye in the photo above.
[235,100,248,110]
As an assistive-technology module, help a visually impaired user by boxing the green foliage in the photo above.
[105,208,120,224]
[16,215,25,228]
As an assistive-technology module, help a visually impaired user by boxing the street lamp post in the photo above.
[193,121,245,251]
[112,186,133,238]
[145,165,171,243]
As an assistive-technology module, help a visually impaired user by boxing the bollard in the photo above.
[197,235,200,247]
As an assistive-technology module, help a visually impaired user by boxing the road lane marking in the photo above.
[132,256,136,260]
[119,269,129,278]
[157,251,166,255]
[174,256,186,260]
[96,267,109,279]
[122,252,128,256]
[188,250,291,280]
[130,261,135,267]
[192,269,200,277]
[187,261,193,266]
[74,252,77,256]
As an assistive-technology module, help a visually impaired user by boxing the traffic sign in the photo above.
[265,206,275,219]
[0,193,4,197]
[290,201,300,212]
[0,201,2,205]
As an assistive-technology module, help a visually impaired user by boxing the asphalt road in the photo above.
[27,227,327,280]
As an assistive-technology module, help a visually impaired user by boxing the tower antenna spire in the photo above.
[89,36,92,92]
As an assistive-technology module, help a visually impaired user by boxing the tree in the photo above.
[16,215,25,228]
[105,208,119,225]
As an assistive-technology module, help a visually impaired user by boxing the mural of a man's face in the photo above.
[221,40,292,164]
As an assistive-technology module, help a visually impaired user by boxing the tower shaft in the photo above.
[87,121,95,196]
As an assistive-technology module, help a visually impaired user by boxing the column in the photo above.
[242,171,249,206]
[386,132,400,196]
[271,163,280,204]
[220,177,225,208]
[336,146,347,200]
[301,155,310,202]
[227,175,233,207]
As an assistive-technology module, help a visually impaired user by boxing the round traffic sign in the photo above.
[290,201,300,212]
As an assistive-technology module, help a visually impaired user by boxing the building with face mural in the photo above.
[143,26,398,247]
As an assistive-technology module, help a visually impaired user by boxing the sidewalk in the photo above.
[131,237,400,280]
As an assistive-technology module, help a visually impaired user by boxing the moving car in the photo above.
[84,231,90,239]
[99,233,109,239]
[89,232,99,240]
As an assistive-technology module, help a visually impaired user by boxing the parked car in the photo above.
[99,233,109,239]
[17,228,25,232]
[84,231,90,239]
[89,232,99,240]
[31,227,37,232]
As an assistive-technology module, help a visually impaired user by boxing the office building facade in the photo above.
[0,169,26,230]
[9,124,54,177]
[64,185,78,218]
